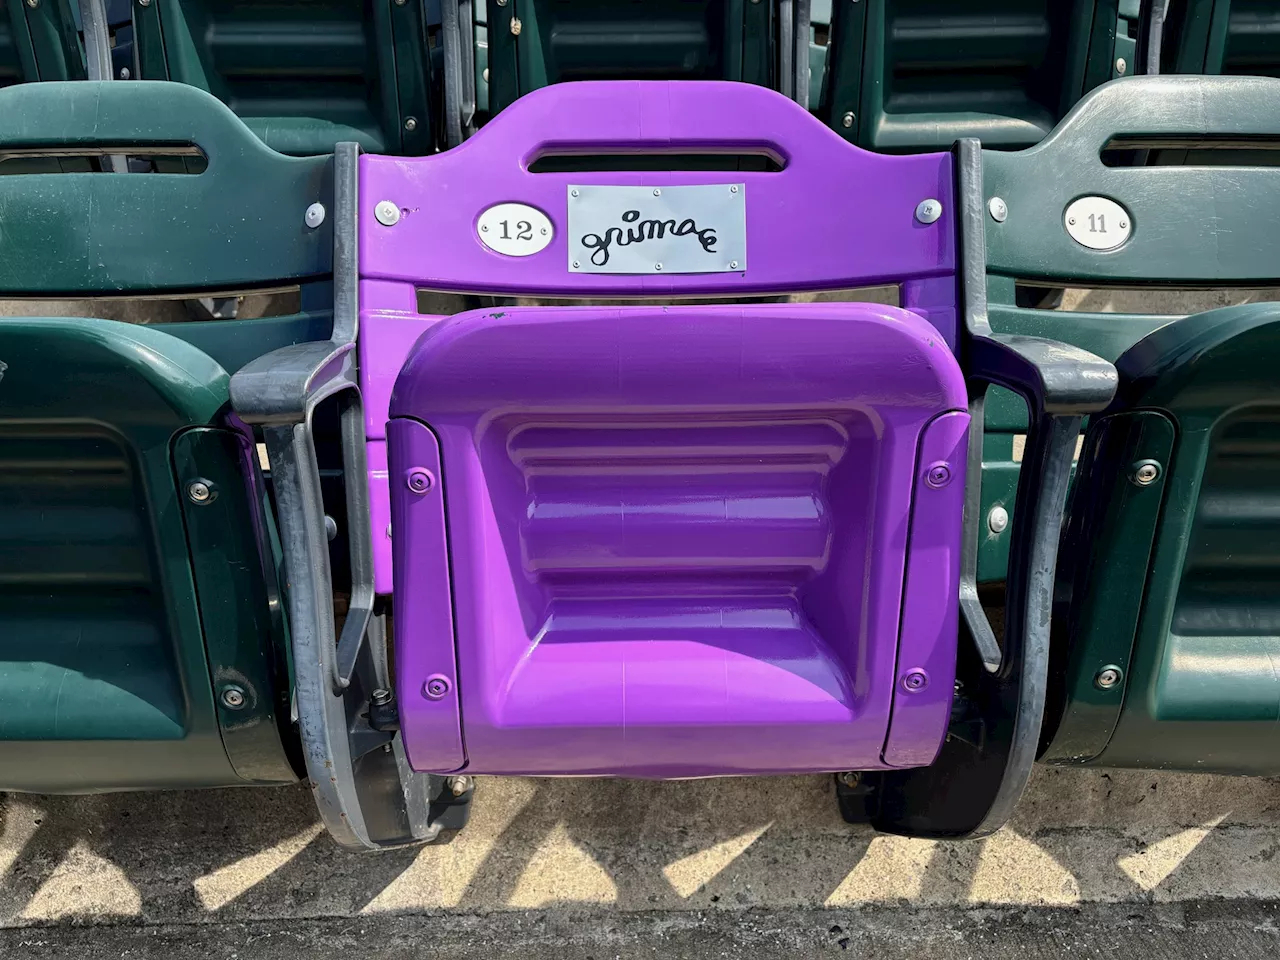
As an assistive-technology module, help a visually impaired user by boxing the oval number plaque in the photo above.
[477,202,554,257]
[1064,196,1132,251]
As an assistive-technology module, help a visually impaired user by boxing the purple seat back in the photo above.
[359,80,967,777]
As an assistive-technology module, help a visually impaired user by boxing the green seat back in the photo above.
[1160,0,1280,78]
[483,0,774,118]
[820,0,1136,151]
[0,0,87,87]
[973,74,1280,773]
[0,80,333,792]
[133,0,435,155]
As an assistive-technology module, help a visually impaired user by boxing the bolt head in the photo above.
[404,117,417,132]
[839,771,861,788]
[449,776,471,796]
[988,505,1010,534]
[187,480,214,504]
[375,200,401,226]
[423,675,451,700]
[26,0,39,8]
[221,686,246,709]
[915,199,943,224]
[1095,666,1123,690]
[304,202,326,229]
[406,468,434,494]
[988,197,1008,223]
[510,16,522,35]
[1131,461,1161,486]
[841,111,855,128]
[925,463,952,488]
[902,670,929,692]
[371,688,393,706]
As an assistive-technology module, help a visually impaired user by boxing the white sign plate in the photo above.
[567,184,747,274]
[1064,196,1132,251]
[477,202,554,257]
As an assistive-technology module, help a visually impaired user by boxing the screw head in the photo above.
[1115,57,1127,75]
[925,463,952,488]
[221,686,246,709]
[375,200,401,226]
[119,66,131,79]
[1131,460,1161,486]
[988,505,1010,534]
[304,202,326,229]
[404,116,417,132]
[406,467,434,494]
[902,670,929,692]
[915,199,943,224]
[988,197,1008,223]
[841,111,855,128]
[26,0,38,8]
[1095,666,1123,690]
[187,479,215,504]
[423,675,451,700]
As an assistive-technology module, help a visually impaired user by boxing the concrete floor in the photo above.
[2,768,1280,957]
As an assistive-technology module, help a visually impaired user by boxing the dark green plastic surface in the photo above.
[1161,0,1280,78]
[133,0,435,155]
[0,0,85,88]
[0,81,335,792]
[984,75,1280,774]
[820,0,1129,151]
[1044,305,1280,774]
[485,0,767,116]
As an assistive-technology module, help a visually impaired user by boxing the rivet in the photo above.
[221,685,246,709]
[988,505,1009,534]
[1068,217,1076,226]
[386,523,393,538]
[406,467,434,494]
[496,0,506,5]
[404,117,417,132]
[138,0,150,6]
[1119,220,1128,229]
[653,188,661,197]
[654,263,663,271]
[925,463,952,488]
[304,202,326,229]
[1115,57,1127,75]
[481,224,489,232]
[902,670,929,692]
[375,200,401,226]
[1131,460,1161,486]
[729,260,739,269]
[1095,665,1123,690]
[571,189,580,198]
[730,185,739,194]
[187,479,215,504]
[841,111,855,128]
[119,67,131,79]
[26,0,39,8]
[988,197,1008,223]
[423,675,451,700]
[915,199,942,224]
[510,16,522,35]
[483,67,490,82]
[540,227,548,235]
[572,260,581,268]
[394,0,406,5]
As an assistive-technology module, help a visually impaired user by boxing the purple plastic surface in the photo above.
[358,81,955,338]
[387,303,968,776]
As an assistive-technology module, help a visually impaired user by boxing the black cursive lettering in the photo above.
[579,208,719,266]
